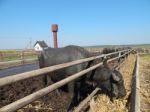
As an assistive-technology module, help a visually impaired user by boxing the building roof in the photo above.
[34,41,48,48]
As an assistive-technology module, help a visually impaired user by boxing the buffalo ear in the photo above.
[112,72,120,82]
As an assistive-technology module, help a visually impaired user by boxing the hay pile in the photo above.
[89,54,136,112]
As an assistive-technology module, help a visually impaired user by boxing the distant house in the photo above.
[34,41,48,51]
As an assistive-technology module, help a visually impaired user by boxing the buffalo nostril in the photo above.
[118,91,126,98]
[111,90,118,97]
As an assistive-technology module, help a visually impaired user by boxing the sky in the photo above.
[0,0,150,49]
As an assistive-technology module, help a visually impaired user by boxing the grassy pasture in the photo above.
[140,54,150,61]
[85,44,150,49]
[0,49,37,62]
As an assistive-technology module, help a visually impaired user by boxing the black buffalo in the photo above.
[38,45,126,111]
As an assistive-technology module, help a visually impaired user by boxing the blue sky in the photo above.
[0,0,150,49]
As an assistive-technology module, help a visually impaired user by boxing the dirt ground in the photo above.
[0,76,70,112]
[89,54,136,112]
[139,54,150,112]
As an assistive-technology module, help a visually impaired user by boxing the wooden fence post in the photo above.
[21,51,25,65]
[0,52,3,61]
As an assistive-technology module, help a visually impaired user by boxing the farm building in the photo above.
[34,41,48,51]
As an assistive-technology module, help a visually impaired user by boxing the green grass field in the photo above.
[84,44,150,49]
[140,54,150,61]
[1,55,37,61]
[0,49,37,62]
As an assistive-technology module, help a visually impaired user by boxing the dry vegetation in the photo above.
[89,54,136,112]
[139,54,150,112]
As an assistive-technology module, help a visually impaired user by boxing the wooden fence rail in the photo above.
[0,49,128,87]
[0,49,132,112]
[130,54,140,112]
[74,88,101,112]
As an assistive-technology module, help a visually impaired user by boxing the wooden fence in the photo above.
[0,49,132,112]
[130,54,140,112]
[0,50,38,69]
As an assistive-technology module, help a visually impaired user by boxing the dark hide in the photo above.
[102,48,118,59]
[92,66,126,98]
[38,45,126,111]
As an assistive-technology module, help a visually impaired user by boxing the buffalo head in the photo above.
[110,70,126,98]
[93,67,126,98]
